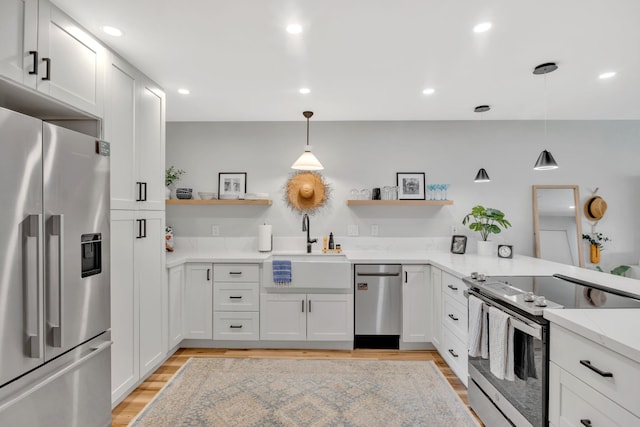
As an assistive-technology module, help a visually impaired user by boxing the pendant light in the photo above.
[291,111,324,170]
[473,105,491,182]
[533,62,559,170]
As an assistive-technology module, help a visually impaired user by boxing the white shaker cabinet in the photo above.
[431,267,443,351]
[260,293,353,341]
[110,210,166,405]
[1,0,106,116]
[105,54,165,211]
[213,264,260,341]
[401,265,432,343]
[184,263,214,339]
[167,265,184,350]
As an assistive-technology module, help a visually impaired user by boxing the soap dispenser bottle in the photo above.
[328,232,335,249]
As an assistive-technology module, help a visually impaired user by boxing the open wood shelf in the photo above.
[346,199,453,206]
[166,199,272,205]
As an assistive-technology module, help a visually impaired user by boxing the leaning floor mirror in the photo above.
[532,185,583,267]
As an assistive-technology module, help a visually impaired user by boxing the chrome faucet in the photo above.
[302,214,317,253]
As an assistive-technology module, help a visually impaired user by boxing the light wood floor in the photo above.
[112,348,479,426]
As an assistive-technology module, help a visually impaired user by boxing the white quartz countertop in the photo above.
[544,308,640,363]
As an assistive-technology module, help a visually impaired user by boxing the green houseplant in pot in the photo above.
[462,205,512,256]
[165,166,185,199]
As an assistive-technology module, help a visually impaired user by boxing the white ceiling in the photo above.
[52,0,640,122]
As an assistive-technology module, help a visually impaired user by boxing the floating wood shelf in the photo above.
[346,199,453,206]
[166,199,272,205]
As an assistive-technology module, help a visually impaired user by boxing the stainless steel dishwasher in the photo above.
[354,264,402,349]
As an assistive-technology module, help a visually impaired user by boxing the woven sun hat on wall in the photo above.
[583,195,607,221]
[285,171,330,214]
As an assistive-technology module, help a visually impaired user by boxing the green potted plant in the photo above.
[462,205,512,256]
[165,166,185,199]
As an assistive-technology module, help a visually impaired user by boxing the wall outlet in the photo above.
[211,225,220,236]
[348,224,359,236]
[451,225,458,235]
[371,224,379,236]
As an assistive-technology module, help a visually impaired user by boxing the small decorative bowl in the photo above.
[198,192,217,200]
[176,193,192,200]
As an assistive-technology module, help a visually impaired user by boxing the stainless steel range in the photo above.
[463,274,640,427]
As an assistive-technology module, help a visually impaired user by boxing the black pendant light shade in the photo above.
[474,168,491,182]
[534,150,559,170]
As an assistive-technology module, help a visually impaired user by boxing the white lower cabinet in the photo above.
[184,263,213,339]
[549,324,640,426]
[401,265,432,343]
[431,267,442,351]
[110,210,165,405]
[213,312,259,341]
[260,293,353,341]
[167,265,184,349]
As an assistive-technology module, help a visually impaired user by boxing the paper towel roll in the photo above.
[258,224,272,252]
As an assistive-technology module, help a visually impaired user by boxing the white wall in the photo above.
[166,120,640,269]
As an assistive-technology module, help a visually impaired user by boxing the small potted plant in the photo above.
[165,166,185,199]
[462,205,512,256]
[582,232,610,264]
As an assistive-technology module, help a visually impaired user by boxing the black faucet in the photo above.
[302,214,317,253]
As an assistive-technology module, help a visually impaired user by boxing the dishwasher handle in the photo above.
[356,272,400,277]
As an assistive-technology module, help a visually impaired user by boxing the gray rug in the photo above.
[130,358,478,427]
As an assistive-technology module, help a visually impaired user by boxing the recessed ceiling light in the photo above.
[178,88,190,95]
[473,22,492,33]
[422,88,435,95]
[286,24,303,34]
[598,71,617,79]
[102,25,123,37]
[299,88,311,94]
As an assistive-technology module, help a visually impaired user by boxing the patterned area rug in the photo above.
[130,358,478,427]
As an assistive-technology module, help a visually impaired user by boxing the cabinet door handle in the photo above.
[580,420,592,427]
[229,325,243,329]
[301,300,305,312]
[308,300,311,313]
[579,360,613,378]
[229,296,242,299]
[142,218,147,238]
[29,51,38,75]
[135,219,143,238]
[136,182,143,201]
[448,284,458,291]
[404,271,408,283]
[448,349,459,358]
[143,182,148,201]
[41,57,51,81]
[206,269,211,281]
[448,313,459,321]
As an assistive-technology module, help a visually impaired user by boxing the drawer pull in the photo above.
[579,360,613,378]
[580,420,592,427]
[229,325,243,329]
[448,349,459,358]
[207,269,211,281]
[448,313,459,321]
[229,272,242,275]
[229,296,243,299]
[447,284,458,291]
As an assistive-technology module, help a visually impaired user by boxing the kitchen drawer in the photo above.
[549,362,639,427]
[442,272,466,306]
[443,294,468,341]
[213,283,259,311]
[214,264,260,282]
[213,312,259,341]
[550,325,640,417]
[442,327,468,386]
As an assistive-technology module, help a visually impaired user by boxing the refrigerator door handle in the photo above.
[25,214,43,358]
[50,214,64,348]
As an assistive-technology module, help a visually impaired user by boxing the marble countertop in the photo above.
[165,243,640,362]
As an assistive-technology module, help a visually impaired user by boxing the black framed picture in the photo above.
[450,235,467,254]
[396,172,426,200]
[218,172,247,199]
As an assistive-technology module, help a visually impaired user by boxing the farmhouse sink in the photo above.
[263,253,350,289]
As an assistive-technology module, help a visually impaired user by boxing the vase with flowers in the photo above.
[582,232,610,264]
[165,166,185,199]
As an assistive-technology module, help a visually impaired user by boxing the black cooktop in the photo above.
[484,275,640,310]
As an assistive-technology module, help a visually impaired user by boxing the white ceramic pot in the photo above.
[165,186,171,200]
[477,240,495,257]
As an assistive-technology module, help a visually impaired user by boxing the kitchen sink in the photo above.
[263,253,350,289]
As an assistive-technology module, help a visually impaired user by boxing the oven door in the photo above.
[468,290,548,427]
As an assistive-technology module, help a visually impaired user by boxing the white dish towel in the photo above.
[468,295,484,357]
[489,306,511,380]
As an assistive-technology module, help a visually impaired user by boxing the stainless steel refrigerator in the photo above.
[0,106,112,426]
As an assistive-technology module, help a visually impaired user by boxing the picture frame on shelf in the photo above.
[396,172,426,200]
[218,172,247,199]
[450,235,467,254]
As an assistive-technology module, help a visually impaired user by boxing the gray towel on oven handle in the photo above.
[467,295,484,357]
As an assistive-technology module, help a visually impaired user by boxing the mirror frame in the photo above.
[532,185,584,267]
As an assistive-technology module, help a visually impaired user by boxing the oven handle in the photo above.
[471,290,543,340]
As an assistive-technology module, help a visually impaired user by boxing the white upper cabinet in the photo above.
[0,0,38,85]
[136,83,165,209]
[0,0,106,116]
